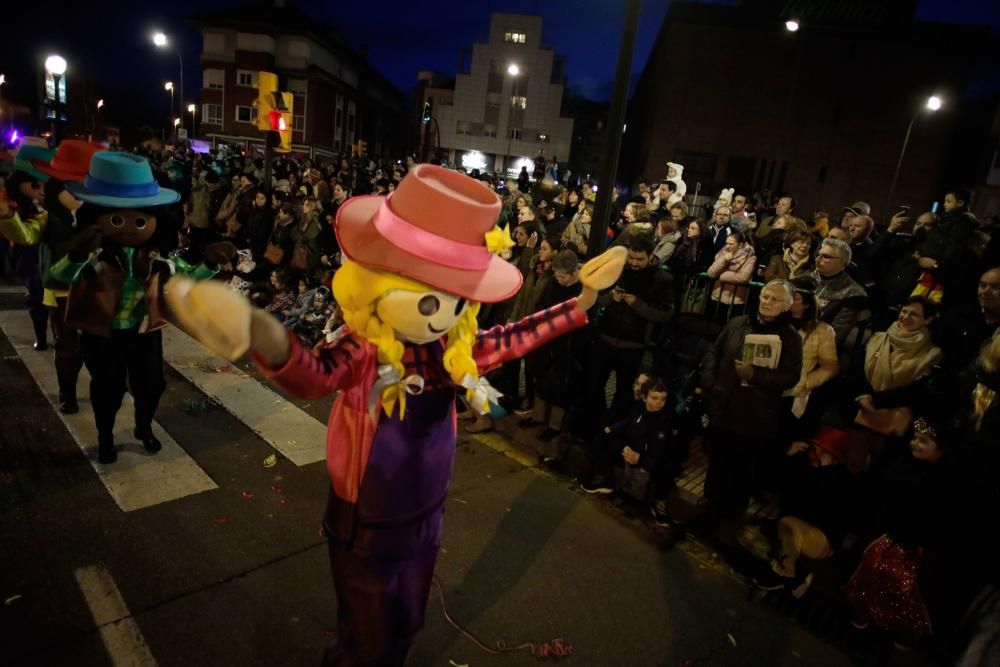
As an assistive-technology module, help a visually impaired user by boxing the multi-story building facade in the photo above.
[188,1,406,159]
[425,13,574,177]
[623,0,989,220]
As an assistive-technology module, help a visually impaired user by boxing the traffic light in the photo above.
[421,100,432,125]
[257,71,294,152]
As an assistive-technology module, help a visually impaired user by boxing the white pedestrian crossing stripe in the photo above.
[75,565,158,666]
[0,312,218,512]
[161,326,327,466]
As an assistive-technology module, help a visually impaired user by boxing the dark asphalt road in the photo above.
[0,294,856,666]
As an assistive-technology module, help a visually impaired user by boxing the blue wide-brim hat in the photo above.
[66,152,180,207]
[0,143,55,182]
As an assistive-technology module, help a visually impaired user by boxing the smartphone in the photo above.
[931,201,940,214]
[898,204,911,215]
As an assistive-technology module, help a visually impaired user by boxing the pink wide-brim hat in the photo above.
[335,164,522,303]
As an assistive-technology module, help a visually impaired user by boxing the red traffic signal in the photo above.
[268,110,286,131]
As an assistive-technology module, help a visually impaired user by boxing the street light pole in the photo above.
[505,64,519,176]
[44,55,68,143]
[0,74,6,135]
[154,32,184,129]
[885,95,942,217]
[587,0,641,257]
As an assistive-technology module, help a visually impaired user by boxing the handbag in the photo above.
[64,261,124,338]
[614,464,650,502]
[290,241,313,272]
[263,241,285,265]
[680,277,709,315]
[854,406,913,436]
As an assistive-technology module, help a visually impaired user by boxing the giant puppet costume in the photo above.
[48,152,233,464]
[166,165,627,664]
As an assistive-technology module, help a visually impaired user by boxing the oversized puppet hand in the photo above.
[577,246,628,311]
[164,277,290,366]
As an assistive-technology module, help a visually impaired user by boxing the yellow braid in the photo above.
[443,303,482,407]
[332,260,481,419]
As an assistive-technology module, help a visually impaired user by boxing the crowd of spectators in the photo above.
[3,139,999,662]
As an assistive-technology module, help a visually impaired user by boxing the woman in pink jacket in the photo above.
[707,230,756,306]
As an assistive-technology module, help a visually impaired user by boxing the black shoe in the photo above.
[59,397,79,414]
[538,427,561,442]
[540,456,568,473]
[97,438,118,464]
[580,476,613,494]
[33,341,48,351]
[134,429,162,453]
[650,502,673,528]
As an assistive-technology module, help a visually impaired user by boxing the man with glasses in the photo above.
[710,205,733,253]
[815,238,868,347]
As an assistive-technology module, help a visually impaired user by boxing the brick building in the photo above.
[188,0,406,159]
[623,0,988,220]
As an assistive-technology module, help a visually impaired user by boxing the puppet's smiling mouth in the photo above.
[427,323,447,334]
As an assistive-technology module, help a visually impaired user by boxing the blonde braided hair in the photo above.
[333,260,481,419]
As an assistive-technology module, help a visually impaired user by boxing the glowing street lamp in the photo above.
[173,118,180,127]
[785,19,800,32]
[187,103,197,138]
[886,94,944,214]
[97,99,104,110]
[0,73,6,133]
[153,30,184,129]
[507,64,519,76]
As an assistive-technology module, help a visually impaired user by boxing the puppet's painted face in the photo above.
[377,288,470,344]
[97,209,157,247]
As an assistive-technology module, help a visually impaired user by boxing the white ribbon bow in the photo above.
[368,364,425,421]
[459,374,503,415]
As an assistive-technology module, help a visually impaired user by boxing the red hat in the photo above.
[335,164,522,303]
[811,426,850,463]
[35,139,105,182]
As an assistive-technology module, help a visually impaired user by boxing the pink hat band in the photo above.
[373,195,492,272]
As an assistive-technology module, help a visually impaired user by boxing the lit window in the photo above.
[504,31,526,44]
[510,129,521,140]
[483,125,497,137]
[511,96,526,109]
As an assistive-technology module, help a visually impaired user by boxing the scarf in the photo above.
[864,323,942,392]
[782,248,811,279]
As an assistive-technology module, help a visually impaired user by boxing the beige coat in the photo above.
[785,322,839,397]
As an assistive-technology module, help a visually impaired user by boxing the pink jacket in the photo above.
[253,299,587,504]
[707,244,755,305]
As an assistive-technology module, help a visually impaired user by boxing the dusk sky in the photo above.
[2,0,999,130]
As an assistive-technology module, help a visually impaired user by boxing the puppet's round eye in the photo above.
[418,295,440,316]
[134,217,148,229]
[110,215,125,228]
[454,298,467,316]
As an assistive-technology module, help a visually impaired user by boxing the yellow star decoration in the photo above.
[484,224,515,255]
